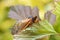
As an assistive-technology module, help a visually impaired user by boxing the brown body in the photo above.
[9,5,40,34]
[17,16,39,33]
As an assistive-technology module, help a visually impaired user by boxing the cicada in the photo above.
[8,5,40,34]
[9,5,56,35]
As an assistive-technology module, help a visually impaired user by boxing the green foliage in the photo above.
[53,2,60,33]
[0,31,13,40]
[49,34,60,40]
[19,20,56,40]
[49,2,60,40]
[31,20,56,34]
[0,18,16,31]
[0,7,10,23]
[0,0,16,40]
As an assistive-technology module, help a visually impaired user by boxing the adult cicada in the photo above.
[9,5,40,34]
[9,5,56,35]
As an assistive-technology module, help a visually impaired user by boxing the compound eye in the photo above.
[28,16,38,23]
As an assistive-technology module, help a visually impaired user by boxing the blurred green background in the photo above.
[0,0,60,40]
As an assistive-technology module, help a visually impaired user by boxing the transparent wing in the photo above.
[44,11,56,25]
[8,5,27,21]
[25,6,32,18]
[17,5,26,19]
[8,9,22,21]
[32,7,40,19]
[9,5,40,21]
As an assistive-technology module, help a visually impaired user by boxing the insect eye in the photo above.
[32,16,37,22]
[28,16,37,22]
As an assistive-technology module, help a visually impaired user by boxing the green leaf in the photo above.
[53,2,60,33]
[19,20,56,39]
[49,34,60,40]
